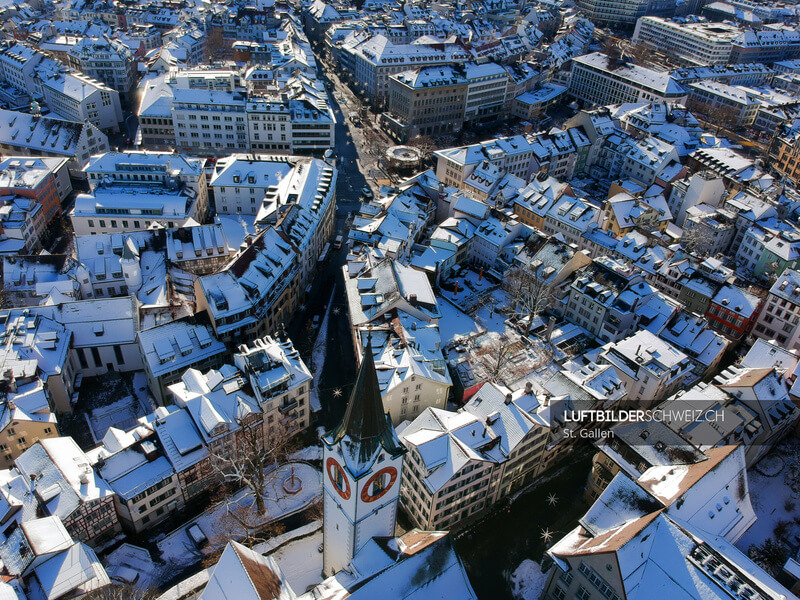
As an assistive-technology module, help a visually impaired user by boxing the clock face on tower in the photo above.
[360,466,398,503]
[326,457,351,500]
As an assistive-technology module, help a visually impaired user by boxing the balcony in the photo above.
[280,412,299,427]
[279,399,298,413]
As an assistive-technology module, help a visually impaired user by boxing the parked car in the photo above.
[312,315,321,328]
[361,186,373,199]
[187,524,208,548]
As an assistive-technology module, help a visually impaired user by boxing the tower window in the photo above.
[371,473,389,496]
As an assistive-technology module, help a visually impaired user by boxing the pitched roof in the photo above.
[200,541,288,600]
[325,340,405,477]
[232,543,283,600]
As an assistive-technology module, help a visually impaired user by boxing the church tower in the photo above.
[321,338,406,577]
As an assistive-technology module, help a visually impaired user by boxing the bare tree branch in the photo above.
[83,585,158,600]
[504,266,556,335]
[203,27,231,63]
[471,332,529,384]
[209,414,299,517]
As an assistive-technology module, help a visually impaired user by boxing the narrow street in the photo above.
[286,242,357,433]
[295,46,599,600]
[282,53,399,433]
[454,450,595,600]
[315,56,393,201]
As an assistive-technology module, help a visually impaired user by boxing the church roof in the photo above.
[325,339,405,478]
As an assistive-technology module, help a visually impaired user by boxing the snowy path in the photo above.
[156,462,321,571]
[309,286,335,412]
[736,438,800,553]
[438,293,513,345]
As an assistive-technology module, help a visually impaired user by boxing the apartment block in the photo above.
[399,374,625,530]
[599,329,693,407]
[632,17,739,66]
[383,66,468,141]
[753,269,800,349]
[569,53,688,106]
[67,36,136,103]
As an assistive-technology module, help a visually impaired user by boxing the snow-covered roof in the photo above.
[154,407,209,473]
[72,185,198,221]
[0,310,70,381]
[85,151,204,178]
[0,109,93,160]
[198,228,297,329]
[138,321,225,378]
[168,365,260,442]
[572,52,686,97]
[33,541,109,600]
[549,510,792,600]
[344,259,440,326]
[98,451,174,502]
[602,330,689,378]
[209,154,293,189]
[710,285,760,318]
[42,297,138,348]
[391,65,466,88]
[234,335,311,404]
[742,339,798,374]
[0,379,56,433]
[11,438,114,525]
[0,157,68,190]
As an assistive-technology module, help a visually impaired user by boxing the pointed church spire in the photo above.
[327,334,405,475]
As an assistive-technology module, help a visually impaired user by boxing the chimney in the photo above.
[546,316,556,344]
[3,369,15,395]
[504,393,513,405]
[525,381,532,395]
[409,294,417,305]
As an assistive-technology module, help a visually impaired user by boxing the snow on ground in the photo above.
[309,288,335,412]
[509,559,547,600]
[473,298,513,336]
[290,445,323,462]
[439,269,498,304]
[269,530,324,594]
[438,300,483,344]
[736,437,800,553]
[438,286,513,345]
[157,523,323,600]
[88,395,146,442]
[156,462,322,570]
[132,371,154,413]
[105,543,160,590]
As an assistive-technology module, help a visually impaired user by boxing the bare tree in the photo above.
[83,585,158,600]
[471,332,526,384]
[203,27,230,62]
[303,499,323,525]
[202,496,287,566]
[504,266,555,335]
[406,135,436,159]
[680,225,709,257]
[627,42,655,66]
[748,538,789,577]
[686,98,741,134]
[601,36,622,64]
[210,415,299,516]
